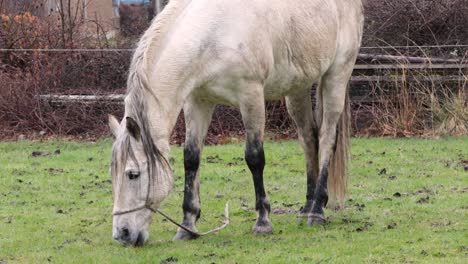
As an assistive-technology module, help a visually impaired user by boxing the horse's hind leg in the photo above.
[285,88,319,218]
[308,63,353,226]
[173,97,215,240]
[240,82,273,235]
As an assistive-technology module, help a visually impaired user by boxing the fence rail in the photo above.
[38,75,467,105]
[354,64,468,70]
[8,51,467,104]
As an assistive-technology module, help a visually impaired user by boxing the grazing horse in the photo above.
[109,0,363,246]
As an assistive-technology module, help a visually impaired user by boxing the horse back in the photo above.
[152,0,363,102]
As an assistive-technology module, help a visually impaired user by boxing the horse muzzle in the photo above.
[113,226,148,247]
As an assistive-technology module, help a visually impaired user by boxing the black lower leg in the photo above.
[174,140,202,240]
[312,161,329,212]
[245,138,272,234]
[307,161,330,226]
[300,129,319,216]
[182,141,201,225]
[299,169,317,215]
[308,125,339,225]
[308,153,332,226]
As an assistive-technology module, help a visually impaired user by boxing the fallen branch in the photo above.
[358,53,462,64]
[351,75,465,83]
[354,63,468,70]
[38,94,125,104]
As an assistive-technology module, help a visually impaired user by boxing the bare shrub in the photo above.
[119,3,153,37]
[430,88,467,136]
[363,0,468,48]
[0,6,129,139]
[1,0,467,140]
[356,62,467,137]
[359,78,426,137]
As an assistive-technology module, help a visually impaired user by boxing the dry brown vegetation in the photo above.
[355,66,467,137]
[362,0,468,55]
[0,0,466,140]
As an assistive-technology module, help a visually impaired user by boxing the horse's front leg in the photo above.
[173,98,215,240]
[240,82,273,235]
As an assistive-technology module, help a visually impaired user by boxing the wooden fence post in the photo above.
[153,0,162,15]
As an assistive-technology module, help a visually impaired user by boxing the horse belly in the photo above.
[263,64,316,100]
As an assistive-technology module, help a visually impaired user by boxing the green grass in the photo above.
[0,137,467,263]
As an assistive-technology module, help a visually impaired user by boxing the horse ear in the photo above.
[108,114,120,137]
[126,116,141,140]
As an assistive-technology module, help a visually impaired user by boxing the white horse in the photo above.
[109,0,363,246]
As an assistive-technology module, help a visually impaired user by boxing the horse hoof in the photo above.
[252,222,273,235]
[297,211,309,219]
[173,229,198,241]
[307,214,327,226]
[297,202,314,219]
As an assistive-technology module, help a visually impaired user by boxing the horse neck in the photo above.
[145,93,184,157]
[138,51,197,156]
[127,0,194,154]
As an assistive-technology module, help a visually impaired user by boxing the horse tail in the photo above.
[327,88,350,208]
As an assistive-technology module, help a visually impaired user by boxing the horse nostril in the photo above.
[121,227,130,240]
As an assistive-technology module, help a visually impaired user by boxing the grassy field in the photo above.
[0,137,467,263]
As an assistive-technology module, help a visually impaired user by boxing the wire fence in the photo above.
[1,0,467,139]
[0,47,465,141]
[1,45,468,52]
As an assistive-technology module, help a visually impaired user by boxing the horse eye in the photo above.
[127,171,140,180]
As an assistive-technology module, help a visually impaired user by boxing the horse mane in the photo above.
[112,1,191,195]
[111,99,171,202]
[122,0,191,167]
[127,0,191,100]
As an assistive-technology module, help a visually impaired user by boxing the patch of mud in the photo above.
[55,239,78,250]
[458,159,468,171]
[31,149,60,157]
[46,168,65,175]
[431,221,452,227]
[5,215,13,224]
[160,256,178,263]
[378,168,387,175]
[416,196,430,204]
[282,202,300,207]
[54,238,92,250]
[450,187,468,193]
[206,155,223,163]
[226,157,243,166]
[354,203,366,211]
[386,222,397,229]
[412,187,434,195]
[12,169,27,176]
[355,222,373,232]
[341,217,360,224]
[272,208,297,215]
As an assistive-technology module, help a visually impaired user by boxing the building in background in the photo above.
[0,0,168,36]
[1,1,115,33]
[117,0,169,36]
[118,0,152,36]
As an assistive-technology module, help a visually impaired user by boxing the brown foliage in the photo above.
[354,65,467,137]
[0,9,129,139]
[119,3,153,37]
[0,0,467,140]
[362,0,468,56]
